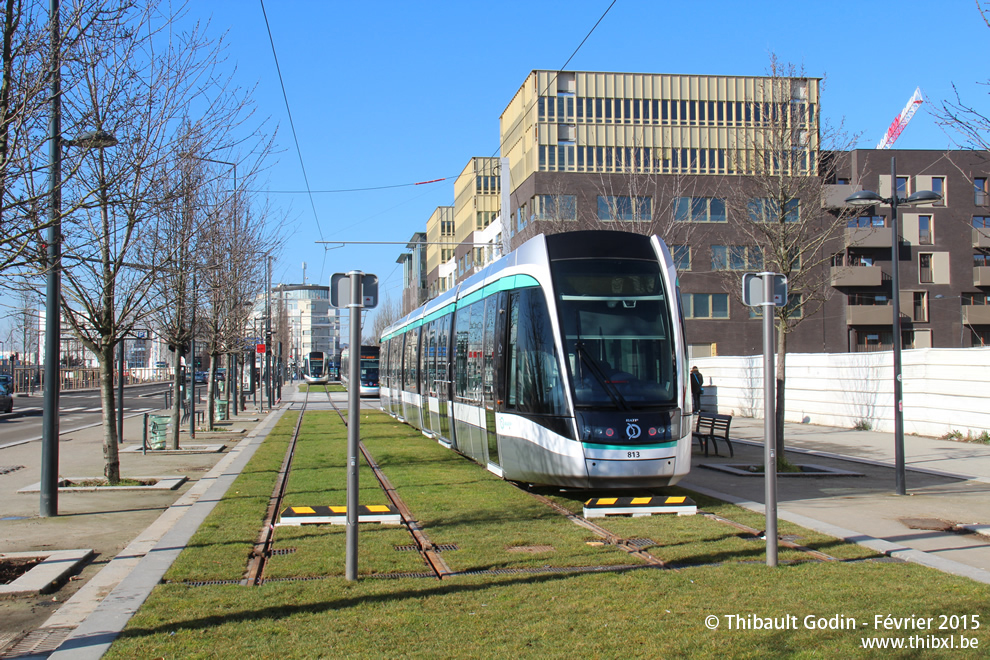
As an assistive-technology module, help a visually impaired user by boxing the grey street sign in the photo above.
[742,273,788,307]
[330,273,378,309]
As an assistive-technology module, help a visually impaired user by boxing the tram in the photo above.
[340,345,380,396]
[379,230,691,490]
[303,351,329,385]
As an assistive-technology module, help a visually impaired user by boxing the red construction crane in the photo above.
[877,87,924,149]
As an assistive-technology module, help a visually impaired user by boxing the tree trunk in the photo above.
[775,323,788,469]
[170,347,182,450]
[98,344,121,484]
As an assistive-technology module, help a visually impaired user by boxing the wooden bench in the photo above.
[693,412,733,457]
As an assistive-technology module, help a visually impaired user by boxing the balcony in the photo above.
[962,305,990,325]
[830,265,882,287]
[846,226,893,248]
[846,303,894,325]
[974,228,990,249]
[824,184,856,208]
[975,267,990,287]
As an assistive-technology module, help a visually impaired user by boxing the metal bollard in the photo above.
[142,413,148,455]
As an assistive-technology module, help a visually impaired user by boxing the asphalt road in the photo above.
[0,382,205,448]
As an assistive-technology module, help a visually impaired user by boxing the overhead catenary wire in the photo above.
[258,0,326,246]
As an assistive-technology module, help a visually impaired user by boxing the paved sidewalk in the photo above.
[682,415,990,582]
[0,389,279,659]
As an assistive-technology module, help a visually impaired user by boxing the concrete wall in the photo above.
[692,348,990,438]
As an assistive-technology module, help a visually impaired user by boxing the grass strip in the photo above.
[110,562,990,659]
[267,410,428,577]
[163,411,299,583]
[118,406,989,658]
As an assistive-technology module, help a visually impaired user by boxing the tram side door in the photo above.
[437,314,452,442]
[482,292,506,467]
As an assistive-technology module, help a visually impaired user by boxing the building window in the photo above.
[976,178,988,206]
[749,198,800,223]
[930,177,945,205]
[596,195,651,222]
[681,293,729,319]
[918,215,933,244]
[848,293,889,306]
[856,331,892,353]
[671,245,691,270]
[711,245,762,271]
[674,196,726,222]
[974,216,990,229]
[912,291,928,322]
[896,176,909,197]
[919,253,933,283]
[848,215,885,228]
[975,252,990,267]
[532,195,577,222]
[963,292,990,305]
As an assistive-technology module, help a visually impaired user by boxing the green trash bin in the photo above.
[215,399,229,422]
[149,414,170,449]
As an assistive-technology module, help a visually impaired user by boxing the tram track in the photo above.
[241,387,310,585]
[241,387,834,586]
[326,393,450,580]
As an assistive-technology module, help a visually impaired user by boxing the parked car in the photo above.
[0,383,13,414]
[194,371,208,384]
[0,374,11,390]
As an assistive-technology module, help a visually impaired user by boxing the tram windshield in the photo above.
[552,258,676,409]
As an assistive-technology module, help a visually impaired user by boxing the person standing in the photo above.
[690,366,704,413]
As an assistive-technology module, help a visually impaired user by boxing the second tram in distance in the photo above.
[379,230,691,490]
[340,345,380,396]
[303,351,329,385]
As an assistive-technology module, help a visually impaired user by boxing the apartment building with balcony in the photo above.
[398,69,990,355]
[830,150,990,351]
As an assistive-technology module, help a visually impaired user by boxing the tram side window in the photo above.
[467,301,485,401]
[507,288,567,415]
[391,337,402,389]
[454,307,471,398]
[423,320,437,396]
[403,327,420,393]
[482,294,499,402]
[437,314,451,390]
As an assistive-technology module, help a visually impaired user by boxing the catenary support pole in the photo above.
[41,0,62,517]
[762,273,778,567]
[345,271,363,581]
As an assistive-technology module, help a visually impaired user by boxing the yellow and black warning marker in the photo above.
[276,504,401,526]
[583,495,696,518]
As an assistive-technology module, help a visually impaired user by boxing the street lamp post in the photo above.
[43,0,118,517]
[845,157,942,496]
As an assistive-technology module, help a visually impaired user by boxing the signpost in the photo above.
[330,271,377,581]
[742,272,787,568]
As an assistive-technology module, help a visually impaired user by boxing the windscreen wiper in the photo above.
[574,340,629,411]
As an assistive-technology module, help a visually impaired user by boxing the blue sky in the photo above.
[197,0,989,323]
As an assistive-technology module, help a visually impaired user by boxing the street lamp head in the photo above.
[844,189,885,206]
[903,190,943,206]
[65,129,118,149]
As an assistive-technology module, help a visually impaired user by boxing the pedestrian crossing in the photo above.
[10,406,159,415]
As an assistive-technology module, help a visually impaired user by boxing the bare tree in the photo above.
[25,1,269,480]
[718,55,859,466]
[932,1,990,152]
[519,148,715,256]
[367,295,400,345]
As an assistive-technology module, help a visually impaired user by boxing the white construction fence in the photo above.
[692,348,990,439]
